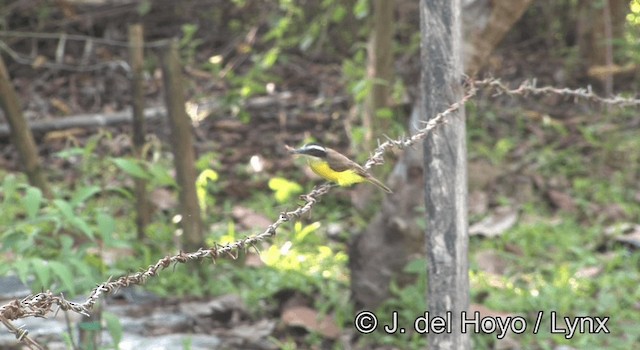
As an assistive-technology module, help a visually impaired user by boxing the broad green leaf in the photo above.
[53,199,74,221]
[30,258,51,289]
[375,107,394,119]
[104,311,123,347]
[112,158,149,179]
[68,258,98,282]
[23,186,43,220]
[294,221,321,242]
[49,261,75,294]
[70,186,101,207]
[59,234,74,253]
[147,163,176,187]
[13,259,32,286]
[268,177,303,203]
[96,212,116,243]
[261,47,280,69]
[70,217,94,240]
[2,174,18,203]
[353,0,369,19]
[53,147,84,159]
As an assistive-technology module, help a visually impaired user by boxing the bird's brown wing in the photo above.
[326,148,392,193]
[326,150,362,172]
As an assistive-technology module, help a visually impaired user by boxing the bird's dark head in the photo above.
[292,143,327,158]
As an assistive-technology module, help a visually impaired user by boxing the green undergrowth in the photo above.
[2,101,640,350]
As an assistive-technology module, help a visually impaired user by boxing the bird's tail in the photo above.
[366,175,393,194]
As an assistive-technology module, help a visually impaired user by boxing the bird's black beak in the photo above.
[285,145,302,154]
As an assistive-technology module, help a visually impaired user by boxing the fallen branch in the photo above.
[0,107,166,137]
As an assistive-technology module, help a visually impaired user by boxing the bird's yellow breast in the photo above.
[308,159,365,186]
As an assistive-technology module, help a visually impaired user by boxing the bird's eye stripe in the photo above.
[303,144,326,153]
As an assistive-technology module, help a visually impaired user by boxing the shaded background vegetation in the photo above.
[0,0,639,349]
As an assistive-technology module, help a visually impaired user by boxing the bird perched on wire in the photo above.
[288,143,392,193]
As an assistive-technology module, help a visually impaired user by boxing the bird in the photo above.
[289,143,392,193]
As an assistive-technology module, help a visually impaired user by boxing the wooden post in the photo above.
[128,23,151,239]
[0,56,52,199]
[364,0,394,147]
[160,39,203,250]
[420,0,470,349]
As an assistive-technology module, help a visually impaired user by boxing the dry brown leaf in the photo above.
[469,206,518,237]
[547,189,577,213]
[50,97,72,115]
[43,128,86,143]
[281,306,341,339]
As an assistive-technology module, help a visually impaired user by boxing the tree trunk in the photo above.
[463,0,534,77]
[364,0,394,147]
[577,0,628,67]
[160,39,203,250]
[0,56,52,199]
[128,23,151,239]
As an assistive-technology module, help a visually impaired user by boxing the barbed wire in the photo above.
[475,78,640,107]
[1,76,638,348]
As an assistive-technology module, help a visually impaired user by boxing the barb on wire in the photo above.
[364,79,478,170]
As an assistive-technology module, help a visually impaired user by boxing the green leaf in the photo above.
[49,261,75,294]
[23,186,43,220]
[294,221,321,242]
[196,168,219,211]
[31,258,52,289]
[53,199,74,221]
[53,199,95,239]
[331,4,347,22]
[70,217,95,240]
[69,258,98,279]
[353,0,369,19]
[70,185,101,207]
[96,212,116,244]
[375,107,394,119]
[112,158,149,179]
[14,259,32,286]
[147,163,176,187]
[2,174,18,203]
[103,312,123,347]
[261,47,280,69]
[53,147,84,159]
[269,177,303,203]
